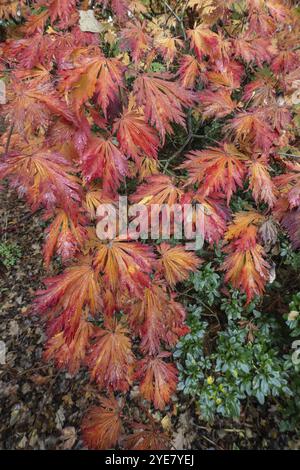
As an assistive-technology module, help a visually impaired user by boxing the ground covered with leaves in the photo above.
[0,186,94,450]
[1,187,300,450]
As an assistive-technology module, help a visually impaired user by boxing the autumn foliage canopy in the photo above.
[0,0,300,450]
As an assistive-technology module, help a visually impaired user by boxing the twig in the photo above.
[4,123,14,157]
[163,0,187,40]
[278,152,300,160]
[200,433,224,450]
[163,133,193,172]
[191,134,221,145]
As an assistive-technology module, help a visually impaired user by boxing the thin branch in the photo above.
[163,133,193,172]
[278,152,300,160]
[192,134,221,145]
[163,0,187,40]
[3,123,14,157]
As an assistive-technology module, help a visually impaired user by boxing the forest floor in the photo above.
[0,185,299,450]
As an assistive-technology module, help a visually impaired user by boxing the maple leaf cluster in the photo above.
[1,0,300,450]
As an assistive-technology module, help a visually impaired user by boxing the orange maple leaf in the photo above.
[43,209,87,267]
[93,240,156,294]
[84,186,116,220]
[133,73,195,140]
[120,21,151,63]
[4,77,75,135]
[81,136,128,195]
[222,212,270,301]
[35,257,101,340]
[44,319,93,374]
[129,283,167,354]
[178,54,202,89]
[224,210,265,242]
[131,174,183,206]
[225,110,277,153]
[187,24,223,62]
[248,159,277,208]
[198,89,237,119]
[182,143,247,204]
[123,422,170,450]
[181,192,230,244]
[222,231,270,301]
[87,319,135,392]
[155,35,183,65]
[48,0,77,27]
[0,0,24,19]
[234,36,275,67]
[60,52,124,116]
[82,395,123,450]
[157,243,201,287]
[135,352,178,410]
[0,144,82,213]
[113,105,160,163]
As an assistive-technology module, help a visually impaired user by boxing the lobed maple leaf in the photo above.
[222,231,270,302]
[93,240,156,294]
[242,72,277,108]
[224,210,265,242]
[84,186,116,220]
[182,143,247,205]
[4,34,54,70]
[60,53,124,116]
[82,395,123,450]
[0,145,81,214]
[129,283,167,355]
[120,21,151,63]
[271,49,299,75]
[133,73,195,140]
[155,35,183,65]
[113,104,160,163]
[135,352,178,410]
[22,9,49,35]
[157,243,201,287]
[198,89,237,120]
[98,0,129,19]
[164,297,189,348]
[123,422,170,450]
[248,5,276,37]
[225,111,277,153]
[206,60,244,91]
[35,257,101,340]
[248,159,277,208]
[44,319,93,374]
[138,157,160,181]
[87,319,135,392]
[222,212,270,301]
[47,0,77,27]
[180,192,230,244]
[274,162,300,209]
[43,209,87,267]
[178,54,202,89]
[131,174,183,206]
[4,77,76,135]
[81,136,128,195]
[234,36,275,67]
[187,24,223,62]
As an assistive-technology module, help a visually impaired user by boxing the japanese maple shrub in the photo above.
[0,0,300,449]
